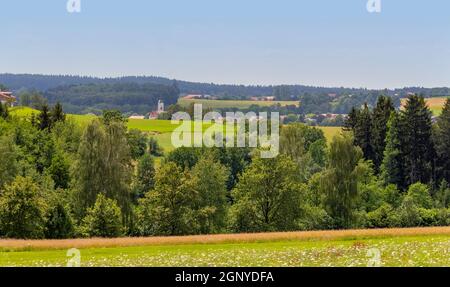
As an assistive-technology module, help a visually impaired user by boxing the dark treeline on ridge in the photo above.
[2,73,450,115]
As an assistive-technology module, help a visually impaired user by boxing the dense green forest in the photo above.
[0,93,450,239]
[42,82,180,114]
[2,73,450,114]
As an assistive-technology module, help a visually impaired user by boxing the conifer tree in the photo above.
[354,103,374,162]
[344,107,359,131]
[434,98,450,183]
[381,111,407,190]
[51,102,66,123]
[38,104,52,131]
[371,96,395,172]
[401,95,434,186]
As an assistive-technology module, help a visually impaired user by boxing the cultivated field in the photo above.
[178,98,300,109]
[401,97,449,115]
[9,107,341,152]
[1,227,450,267]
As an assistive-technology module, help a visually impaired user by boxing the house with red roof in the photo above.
[0,90,16,107]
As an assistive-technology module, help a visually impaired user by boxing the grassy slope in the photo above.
[9,107,342,152]
[178,98,300,109]
[1,227,450,267]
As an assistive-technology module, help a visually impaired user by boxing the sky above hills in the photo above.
[1,0,449,89]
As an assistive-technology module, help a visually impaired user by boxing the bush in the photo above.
[0,176,47,239]
[127,129,147,160]
[45,201,74,239]
[381,184,402,208]
[133,153,155,199]
[418,208,440,227]
[397,197,422,227]
[405,183,433,209]
[367,203,395,228]
[148,137,163,157]
[297,205,333,230]
[81,194,123,237]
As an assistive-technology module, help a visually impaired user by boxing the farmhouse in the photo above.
[0,90,16,106]
[129,113,145,120]
[183,94,202,99]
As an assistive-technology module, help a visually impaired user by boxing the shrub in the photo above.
[418,208,439,227]
[381,184,402,208]
[133,153,155,199]
[405,183,433,209]
[45,201,74,239]
[148,137,163,157]
[0,176,47,239]
[297,205,333,231]
[397,197,422,227]
[367,203,395,228]
[127,129,147,160]
[82,194,123,237]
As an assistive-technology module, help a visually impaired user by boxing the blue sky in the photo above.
[1,0,449,88]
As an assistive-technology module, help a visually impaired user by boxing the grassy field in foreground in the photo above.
[1,227,449,267]
[178,98,300,109]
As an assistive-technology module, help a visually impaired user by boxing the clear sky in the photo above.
[1,0,449,89]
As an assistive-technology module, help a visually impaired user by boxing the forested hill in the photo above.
[2,73,450,99]
[2,73,450,114]
[44,83,180,115]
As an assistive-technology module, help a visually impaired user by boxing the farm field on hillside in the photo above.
[401,97,448,115]
[425,97,448,115]
[317,126,342,143]
[178,98,300,109]
[1,227,450,267]
[9,107,341,151]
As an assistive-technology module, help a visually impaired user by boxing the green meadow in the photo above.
[1,233,449,267]
[9,107,342,152]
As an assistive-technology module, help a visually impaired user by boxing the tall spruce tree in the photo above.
[37,104,52,131]
[434,98,450,183]
[381,111,407,190]
[344,107,359,131]
[371,96,395,172]
[51,102,66,123]
[402,95,435,186]
[354,103,374,162]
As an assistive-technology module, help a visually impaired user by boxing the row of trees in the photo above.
[1,95,450,238]
[347,95,450,190]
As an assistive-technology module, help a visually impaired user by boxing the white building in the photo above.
[157,100,164,113]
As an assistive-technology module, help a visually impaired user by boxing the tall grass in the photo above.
[1,226,450,252]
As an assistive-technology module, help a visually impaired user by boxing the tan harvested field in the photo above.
[2,226,450,252]
[401,97,448,115]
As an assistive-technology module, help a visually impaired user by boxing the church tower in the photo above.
[157,100,164,113]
